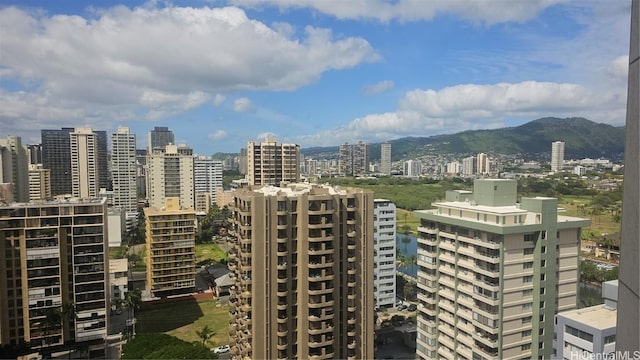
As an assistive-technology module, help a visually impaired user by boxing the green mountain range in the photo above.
[302,117,625,161]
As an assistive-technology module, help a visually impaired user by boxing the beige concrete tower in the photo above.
[246,137,300,186]
[146,144,195,209]
[380,142,391,176]
[617,0,640,352]
[144,198,196,298]
[28,164,51,201]
[228,183,375,360]
[70,128,100,198]
[0,198,109,348]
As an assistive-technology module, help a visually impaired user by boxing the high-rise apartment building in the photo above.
[194,155,223,205]
[413,179,589,360]
[373,199,396,308]
[111,127,138,216]
[0,136,29,202]
[380,142,391,176]
[27,144,42,165]
[42,128,107,196]
[246,137,300,186]
[70,128,100,198]
[42,128,73,196]
[0,198,109,347]
[339,142,369,176]
[144,197,196,298]
[147,126,175,151]
[462,156,476,176]
[404,159,422,177]
[146,144,194,209]
[551,141,565,173]
[477,153,490,174]
[28,164,51,201]
[228,183,375,360]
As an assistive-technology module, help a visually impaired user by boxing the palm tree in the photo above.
[41,307,62,357]
[196,325,215,346]
[124,290,142,339]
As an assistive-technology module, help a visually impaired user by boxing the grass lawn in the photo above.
[137,298,232,349]
[559,195,621,239]
[196,243,228,264]
[396,209,421,234]
[109,246,127,259]
[130,246,147,272]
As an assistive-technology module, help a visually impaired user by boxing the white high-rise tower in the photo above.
[551,141,565,172]
[380,142,391,176]
[70,128,99,198]
[111,127,138,217]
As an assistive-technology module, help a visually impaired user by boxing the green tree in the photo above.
[124,289,142,339]
[196,325,215,346]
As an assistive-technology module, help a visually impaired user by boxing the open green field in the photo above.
[196,243,228,264]
[137,298,232,348]
[559,195,621,239]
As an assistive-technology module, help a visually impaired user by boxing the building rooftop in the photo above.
[109,258,128,274]
[254,183,367,197]
[558,304,617,330]
[1,197,107,208]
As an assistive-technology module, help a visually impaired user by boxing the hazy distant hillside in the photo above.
[302,117,625,161]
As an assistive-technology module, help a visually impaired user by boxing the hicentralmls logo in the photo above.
[570,351,640,360]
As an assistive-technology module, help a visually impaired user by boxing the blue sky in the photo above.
[0,0,631,154]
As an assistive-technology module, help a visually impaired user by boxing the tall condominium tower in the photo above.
[147,126,175,151]
[339,142,369,176]
[28,164,51,201]
[42,128,108,196]
[462,156,476,176]
[246,137,300,186]
[194,155,223,205]
[617,0,640,352]
[551,141,565,173]
[70,128,100,198]
[228,183,375,360]
[373,199,396,308]
[0,136,29,202]
[27,144,42,165]
[42,128,73,196]
[111,127,138,216]
[147,144,194,209]
[413,179,589,360]
[404,159,422,177]
[477,153,490,174]
[0,198,109,348]
[380,142,391,176]
[144,197,196,298]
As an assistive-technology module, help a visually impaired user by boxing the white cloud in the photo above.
[230,0,569,24]
[294,81,623,147]
[234,97,253,112]
[0,4,377,133]
[256,132,278,141]
[208,130,228,140]
[608,55,629,80]
[213,94,226,107]
[363,80,394,95]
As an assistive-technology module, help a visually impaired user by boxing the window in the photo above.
[523,262,534,269]
[522,330,532,337]
[524,248,534,255]
[523,276,533,283]
[540,274,546,281]
[522,344,531,350]
[566,325,594,342]
[604,335,616,344]
[522,302,533,310]
[522,316,532,324]
[523,289,533,297]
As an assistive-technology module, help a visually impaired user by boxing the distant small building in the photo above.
[214,273,235,297]
[109,258,129,306]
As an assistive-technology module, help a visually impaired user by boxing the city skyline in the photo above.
[0,1,631,154]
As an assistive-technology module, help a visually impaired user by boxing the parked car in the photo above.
[397,304,408,311]
[407,304,417,312]
[213,345,230,354]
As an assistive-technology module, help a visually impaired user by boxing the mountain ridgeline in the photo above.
[302,117,625,161]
